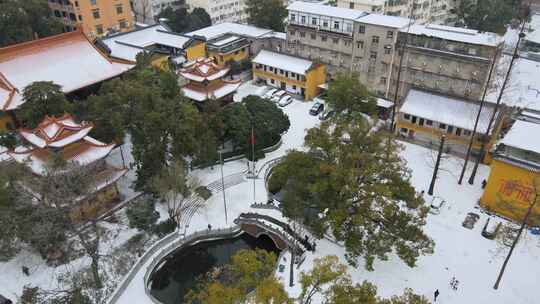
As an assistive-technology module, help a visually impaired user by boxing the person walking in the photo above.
[434,289,440,302]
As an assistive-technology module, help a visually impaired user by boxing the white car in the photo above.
[263,88,278,99]
[278,95,293,107]
[270,90,287,102]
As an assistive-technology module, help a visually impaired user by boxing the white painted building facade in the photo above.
[131,0,186,25]
[185,0,249,24]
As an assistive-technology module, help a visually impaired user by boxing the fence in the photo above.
[107,226,242,304]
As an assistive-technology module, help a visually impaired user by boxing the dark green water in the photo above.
[148,233,280,304]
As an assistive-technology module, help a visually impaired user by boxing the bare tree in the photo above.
[152,160,200,229]
[493,177,540,289]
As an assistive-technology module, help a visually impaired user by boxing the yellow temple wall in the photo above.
[480,158,540,225]
[186,42,206,61]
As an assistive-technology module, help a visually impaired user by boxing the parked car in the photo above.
[309,102,324,115]
[263,88,278,99]
[429,196,446,214]
[319,109,334,120]
[278,95,293,107]
[462,212,480,229]
[270,90,287,102]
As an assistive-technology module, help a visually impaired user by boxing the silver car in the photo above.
[278,95,293,107]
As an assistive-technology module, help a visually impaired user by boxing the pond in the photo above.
[148,232,280,304]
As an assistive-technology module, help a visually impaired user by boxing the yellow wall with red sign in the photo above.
[480,158,540,225]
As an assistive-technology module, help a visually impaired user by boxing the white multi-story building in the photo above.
[186,0,249,24]
[337,0,457,25]
[131,0,186,25]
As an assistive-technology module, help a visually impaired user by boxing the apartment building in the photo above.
[395,24,502,101]
[48,0,135,38]
[186,0,248,24]
[286,1,409,95]
[337,0,457,25]
[130,0,186,25]
[285,2,501,99]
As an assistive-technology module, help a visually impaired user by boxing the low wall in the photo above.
[107,226,242,304]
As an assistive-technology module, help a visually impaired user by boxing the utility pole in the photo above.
[458,54,497,184]
[494,186,539,289]
[468,21,527,185]
[428,134,445,196]
[251,126,256,204]
[219,151,228,224]
[390,5,414,131]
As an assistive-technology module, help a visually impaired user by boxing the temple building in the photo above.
[8,114,127,221]
[179,57,241,103]
[0,29,134,130]
[480,114,540,225]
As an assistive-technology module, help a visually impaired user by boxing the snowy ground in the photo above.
[2,82,540,303]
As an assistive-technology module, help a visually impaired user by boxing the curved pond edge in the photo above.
[107,226,243,304]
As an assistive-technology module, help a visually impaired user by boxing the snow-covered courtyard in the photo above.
[2,83,540,304]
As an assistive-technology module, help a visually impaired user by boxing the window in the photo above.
[358,25,365,34]
[78,15,83,21]
[311,17,317,25]
[291,13,296,21]
[270,79,275,84]
[426,120,433,126]
[386,31,394,39]
[62,11,67,17]
[92,9,100,19]
[447,125,454,133]
[439,123,446,129]
[310,33,316,40]
[370,51,377,59]
[463,130,472,136]
[300,32,305,38]
[404,114,411,120]
[293,85,297,90]
[116,4,123,14]
[332,38,339,44]
[333,21,340,29]
[346,23,352,32]
[90,0,97,5]
[321,35,327,42]
[54,10,61,17]
[269,67,274,72]
[289,29,295,36]
[95,24,103,35]
[301,16,306,23]
[119,19,128,29]
[357,40,364,49]
[372,36,379,44]
[69,13,76,21]
[384,45,392,54]
[456,128,462,136]
[323,20,329,27]
[349,2,354,8]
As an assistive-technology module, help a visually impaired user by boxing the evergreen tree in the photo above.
[451,0,525,34]
[274,115,434,270]
[326,73,377,117]
[126,197,159,232]
[156,7,211,33]
[0,0,63,47]
[245,0,288,31]
[19,81,73,128]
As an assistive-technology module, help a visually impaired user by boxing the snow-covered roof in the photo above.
[252,50,314,75]
[0,30,133,111]
[488,55,540,113]
[358,14,411,29]
[0,145,10,162]
[376,98,394,108]
[500,119,540,153]
[9,136,115,175]
[101,24,193,61]
[185,22,274,40]
[400,89,495,133]
[525,13,540,45]
[210,35,243,46]
[19,114,94,149]
[179,57,230,82]
[404,24,502,47]
[182,81,241,102]
[287,1,367,20]
[262,31,287,40]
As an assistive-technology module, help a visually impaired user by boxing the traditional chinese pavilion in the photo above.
[9,114,127,220]
[179,57,241,103]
